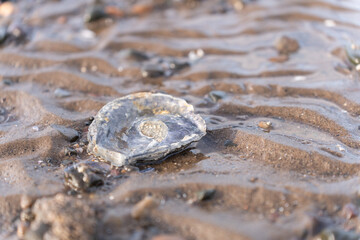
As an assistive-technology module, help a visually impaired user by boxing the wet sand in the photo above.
[1,0,360,239]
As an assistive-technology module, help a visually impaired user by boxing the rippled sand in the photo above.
[1,0,360,239]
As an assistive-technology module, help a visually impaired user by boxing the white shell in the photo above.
[87,92,206,166]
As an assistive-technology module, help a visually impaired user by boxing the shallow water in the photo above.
[1,0,360,239]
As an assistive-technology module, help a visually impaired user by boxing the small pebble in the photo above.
[141,64,165,78]
[230,0,244,11]
[54,88,71,98]
[84,6,109,23]
[208,90,227,103]
[64,147,77,156]
[197,189,216,201]
[131,195,158,219]
[168,60,189,72]
[64,162,105,192]
[275,36,299,55]
[0,2,14,17]
[2,78,13,85]
[52,124,79,142]
[258,121,272,131]
[20,195,35,209]
[20,209,35,222]
[188,49,204,62]
[224,139,237,147]
[249,177,258,183]
[118,49,149,61]
[124,165,139,172]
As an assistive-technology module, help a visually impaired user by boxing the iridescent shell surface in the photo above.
[87,92,206,166]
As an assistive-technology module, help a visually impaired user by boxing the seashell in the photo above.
[87,92,206,167]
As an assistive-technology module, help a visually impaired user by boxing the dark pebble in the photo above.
[208,90,227,103]
[64,162,105,192]
[84,6,109,23]
[2,79,13,85]
[118,49,150,61]
[64,147,77,156]
[6,25,28,45]
[275,36,299,55]
[141,64,165,78]
[224,139,237,147]
[168,60,190,72]
[197,189,216,201]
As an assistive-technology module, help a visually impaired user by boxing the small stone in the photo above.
[21,195,35,209]
[54,88,71,98]
[275,36,299,55]
[118,49,149,61]
[0,2,14,17]
[224,139,237,147]
[64,147,77,156]
[64,162,105,192]
[168,60,190,72]
[123,165,139,173]
[75,147,84,154]
[249,177,258,183]
[152,235,185,240]
[6,25,27,45]
[84,5,109,23]
[20,209,35,222]
[52,124,79,142]
[131,195,158,219]
[208,90,227,103]
[85,116,94,126]
[188,49,205,61]
[141,64,165,78]
[2,78,13,85]
[197,189,216,201]
[258,121,272,131]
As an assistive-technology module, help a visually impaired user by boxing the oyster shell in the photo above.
[87,92,206,166]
